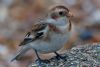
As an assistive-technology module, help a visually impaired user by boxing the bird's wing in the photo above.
[19,23,48,46]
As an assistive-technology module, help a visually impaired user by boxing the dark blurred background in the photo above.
[0,0,100,67]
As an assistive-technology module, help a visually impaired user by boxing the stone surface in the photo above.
[29,43,100,67]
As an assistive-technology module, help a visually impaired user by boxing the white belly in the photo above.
[29,32,70,53]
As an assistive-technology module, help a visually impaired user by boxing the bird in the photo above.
[11,5,73,65]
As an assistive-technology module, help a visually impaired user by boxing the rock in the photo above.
[29,43,100,67]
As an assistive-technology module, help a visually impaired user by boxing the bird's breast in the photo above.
[30,32,70,53]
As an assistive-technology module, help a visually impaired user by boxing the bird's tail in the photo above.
[11,46,30,62]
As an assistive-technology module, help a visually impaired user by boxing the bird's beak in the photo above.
[45,18,55,24]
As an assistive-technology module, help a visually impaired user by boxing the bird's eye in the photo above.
[59,11,66,16]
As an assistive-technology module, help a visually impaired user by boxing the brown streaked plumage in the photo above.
[31,23,47,32]
[68,19,72,31]
[50,5,69,14]
[19,23,48,46]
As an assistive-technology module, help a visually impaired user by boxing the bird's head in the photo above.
[46,5,73,31]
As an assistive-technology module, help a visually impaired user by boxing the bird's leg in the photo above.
[34,50,49,66]
[54,52,66,61]
[35,50,41,61]
[34,49,43,67]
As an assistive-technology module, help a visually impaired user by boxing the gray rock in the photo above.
[29,43,100,67]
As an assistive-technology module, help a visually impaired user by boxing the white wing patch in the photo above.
[38,25,49,35]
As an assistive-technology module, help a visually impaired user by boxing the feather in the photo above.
[11,46,31,61]
[19,38,34,46]
[19,23,48,46]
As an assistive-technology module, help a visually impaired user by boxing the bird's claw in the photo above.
[55,55,66,61]
[35,59,50,66]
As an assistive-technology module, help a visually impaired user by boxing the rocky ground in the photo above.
[30,43,100,67]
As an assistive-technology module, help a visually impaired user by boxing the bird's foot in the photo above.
[35,59,50,67]
[54,52,66,61]
[55,55,66,61]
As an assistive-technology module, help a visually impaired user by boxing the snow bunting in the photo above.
[11,5,73,63]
